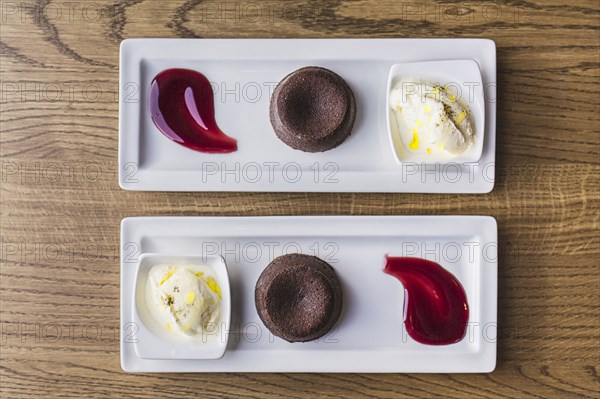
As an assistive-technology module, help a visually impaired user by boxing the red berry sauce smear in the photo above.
[149,68,237,154]
[384,256,469,345]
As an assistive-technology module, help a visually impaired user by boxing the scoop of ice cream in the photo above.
[389,80,474,156]
[146,265,221,337]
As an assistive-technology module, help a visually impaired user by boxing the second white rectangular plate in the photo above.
[119,39,496,192]
[121,216,497,372]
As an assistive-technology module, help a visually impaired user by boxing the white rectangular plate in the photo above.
[119,39,496,192]
[121,216,497,372]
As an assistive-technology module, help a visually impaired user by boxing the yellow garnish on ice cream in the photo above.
[205,277,222,299]
[409,128,420,150]
[160,270,174,285]
[185,291,195,304]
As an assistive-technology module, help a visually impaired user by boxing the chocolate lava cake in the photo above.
[255,253,343,342]
[269,66,356,152]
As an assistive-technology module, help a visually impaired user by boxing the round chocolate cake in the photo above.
[269,66,356,152]
[255,254,343,342]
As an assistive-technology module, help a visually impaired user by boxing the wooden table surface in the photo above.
[1,0,599,398]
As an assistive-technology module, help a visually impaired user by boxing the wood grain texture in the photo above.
[1,0,599,398]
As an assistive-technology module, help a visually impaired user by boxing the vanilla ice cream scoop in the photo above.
[146,264,221,337]
[389,80,475,156]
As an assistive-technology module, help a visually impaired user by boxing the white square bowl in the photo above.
[386,59,485,164]
[132,253,231,360]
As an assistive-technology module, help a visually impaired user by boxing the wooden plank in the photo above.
[1,0,598,397]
